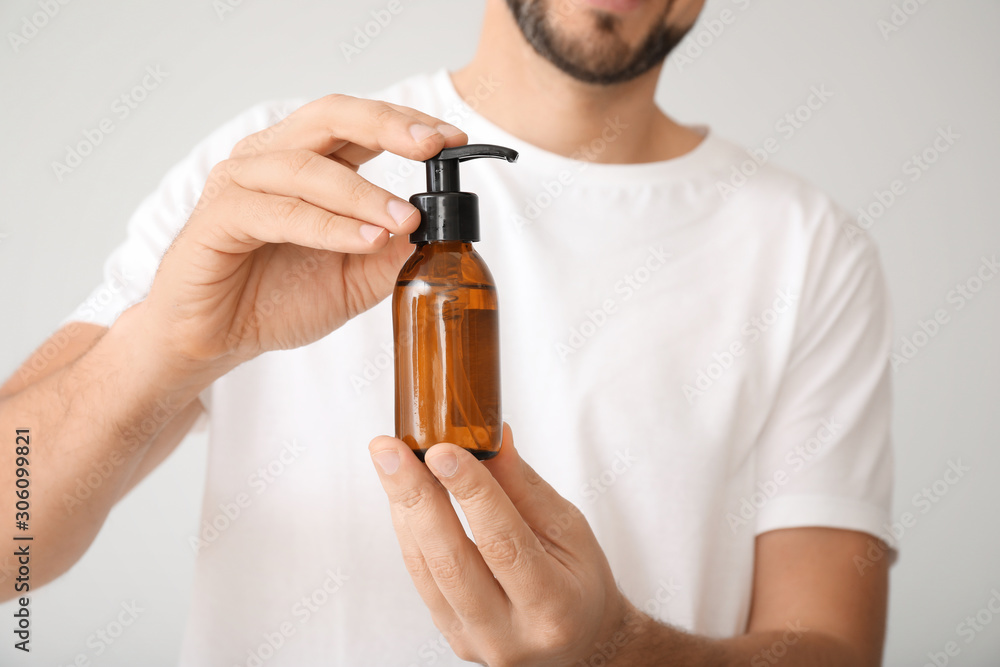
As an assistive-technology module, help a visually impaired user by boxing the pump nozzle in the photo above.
[409,143,519,244]
[426,145,519,193]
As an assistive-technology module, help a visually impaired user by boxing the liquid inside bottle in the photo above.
[393,241,502,460]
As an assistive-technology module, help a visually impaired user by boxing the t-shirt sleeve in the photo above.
[58,98,307,425]
[752,207,894,548]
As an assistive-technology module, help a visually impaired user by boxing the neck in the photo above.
[451,0,703,165]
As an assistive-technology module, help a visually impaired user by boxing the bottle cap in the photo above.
[409,144,518,243]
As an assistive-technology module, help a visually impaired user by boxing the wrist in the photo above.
[607,601,668,666]
[109,300,226,400]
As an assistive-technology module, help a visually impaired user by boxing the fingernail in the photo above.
[373,450,400,475]
[409,123,439,143]
[360,224,385,243]
[428,451,458,478]
[387,199,417,226]
[436,123,464,139]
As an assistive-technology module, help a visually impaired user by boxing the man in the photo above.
[1,0,893,664]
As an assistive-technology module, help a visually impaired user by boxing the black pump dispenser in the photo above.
[408,144,519,244]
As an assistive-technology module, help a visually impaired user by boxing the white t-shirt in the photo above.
[63,69,894,666]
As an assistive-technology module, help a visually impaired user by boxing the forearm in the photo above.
[610,604,865,667]
[0,302,216,594]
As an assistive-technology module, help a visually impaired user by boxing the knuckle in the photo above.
[392,482,436,513]
[425,552,465,586]
[198,162,243,212]
[319,92,348,109]
[522,461,545,488]
[450,477,493,507]
[400,552,431,579]
[439,617,465,644]
[230,133,262,158]
[271,196,304,223]
[343,175,376,206]
[480,637,523,667]
[236,192,269,226]
[449,642,479,665]
[366,100,397,127]
[477,532,531,572]
[229,136,251,158]
[282,149,317,177]
[208,159,238,184]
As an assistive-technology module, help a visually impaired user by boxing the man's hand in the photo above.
[368,424,636,666]
[142,95,467,378]
[369,426,889,666]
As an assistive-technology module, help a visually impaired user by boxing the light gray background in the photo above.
[1,0,997,665]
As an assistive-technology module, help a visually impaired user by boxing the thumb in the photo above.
[368,231,414,278]
[350,232,415,305]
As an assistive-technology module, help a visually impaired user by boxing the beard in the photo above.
[504,0,688,85]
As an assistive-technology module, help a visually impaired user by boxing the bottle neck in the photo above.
[416,240,474,252]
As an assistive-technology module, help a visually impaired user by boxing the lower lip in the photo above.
[581,0,644,12]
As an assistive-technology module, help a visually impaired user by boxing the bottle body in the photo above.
[393,241,502,460]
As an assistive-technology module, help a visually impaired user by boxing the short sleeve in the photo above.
[752,208,894,549]
[58,98,307,426]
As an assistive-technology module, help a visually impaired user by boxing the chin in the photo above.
[506,0,687,85]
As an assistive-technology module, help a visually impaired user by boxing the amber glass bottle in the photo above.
[393,144,518,461]
[394,242,500,459]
